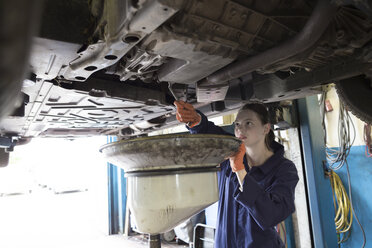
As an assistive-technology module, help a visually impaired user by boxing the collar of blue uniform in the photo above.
[244,141,285,175]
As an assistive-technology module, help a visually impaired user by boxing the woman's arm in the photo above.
[233,161,299,230]
[174,100,231,135]
[188,111,231,135]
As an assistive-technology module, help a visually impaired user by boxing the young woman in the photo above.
[174,100,299,248]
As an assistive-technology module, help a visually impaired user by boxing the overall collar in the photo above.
[244,141,284,175]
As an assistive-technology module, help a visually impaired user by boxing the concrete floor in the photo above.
[0,138,189,248]
[0,192,187,248]
[121,235,188,248]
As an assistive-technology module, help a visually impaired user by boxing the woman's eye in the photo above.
[246,121,252,126]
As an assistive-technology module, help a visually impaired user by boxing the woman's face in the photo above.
[234,109,270,148]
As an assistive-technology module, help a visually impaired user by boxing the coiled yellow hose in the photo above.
[329,170,353,243]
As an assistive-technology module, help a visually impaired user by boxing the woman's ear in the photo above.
[264,123,271,134]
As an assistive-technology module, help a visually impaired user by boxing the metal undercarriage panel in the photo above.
[1,80,173,137]
[1,0,372,142]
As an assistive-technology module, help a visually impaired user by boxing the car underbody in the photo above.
[1,0,372,165]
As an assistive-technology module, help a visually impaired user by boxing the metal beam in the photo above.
[107,136,127,235]
[296,96,337,247]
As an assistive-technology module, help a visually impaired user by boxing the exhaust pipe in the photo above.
[200,0,338,86]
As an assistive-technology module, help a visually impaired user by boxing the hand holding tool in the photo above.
[174,100,201,128]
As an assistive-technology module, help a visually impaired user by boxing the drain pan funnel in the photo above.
[100,134,241,234]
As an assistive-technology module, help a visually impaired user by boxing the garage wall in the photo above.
[324,86,372,248]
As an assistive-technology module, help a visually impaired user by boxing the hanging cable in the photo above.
[345,160,366,248]
[321,88,366,247]
[322,91,355,170]
[329,170,353,243]
[364,123,372,158]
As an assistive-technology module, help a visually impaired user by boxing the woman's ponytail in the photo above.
[265,129,275,150]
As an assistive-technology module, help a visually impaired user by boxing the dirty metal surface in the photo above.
[100,134,241,172]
